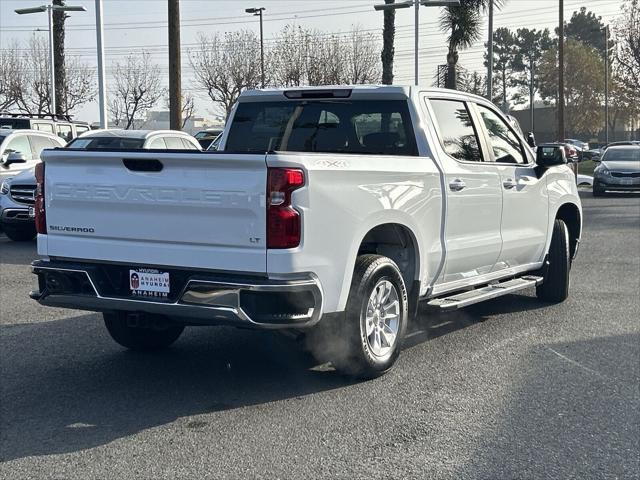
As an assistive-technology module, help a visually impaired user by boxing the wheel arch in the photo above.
[554,202,582,259]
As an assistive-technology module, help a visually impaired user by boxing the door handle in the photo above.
[449,179,466,192]
[503,179,517,189]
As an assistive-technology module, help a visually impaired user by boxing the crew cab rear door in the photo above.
[41,149,268,273]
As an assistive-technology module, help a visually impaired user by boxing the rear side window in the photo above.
[164,137,185,149]
[429,99,482,162]
[2,135,32,160]
[225,100,418,156]
[476,105,526,164]
[180,138,199,150]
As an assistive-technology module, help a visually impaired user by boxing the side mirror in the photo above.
[526,132,536,148]
[2,151,27,167]
[536,145,567,168]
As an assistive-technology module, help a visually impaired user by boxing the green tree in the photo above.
[538,39,605,136]
[483,27,516,112]
[440,0,501,90]
[562,7,609,55]
[511,28,554,128]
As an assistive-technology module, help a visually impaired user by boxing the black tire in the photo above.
[3,225,36,242]
[536,219,570,303]
[327,254,409,379]
[104,312,184,351]
[593,182,605,197]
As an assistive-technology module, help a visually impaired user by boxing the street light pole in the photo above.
[246,7,266,88]
[558,0,565,142]
[95,0,107,128]
[15,3,86,116]
[374,0,460,86]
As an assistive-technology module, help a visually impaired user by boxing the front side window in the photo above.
[29,135,56,158]
[429,99,482,162]
[225,100,418,156]
[477,105,526,164]
[2,135,32,160]
[75,125,90,136]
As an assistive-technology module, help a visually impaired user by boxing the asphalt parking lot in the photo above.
[0,193,638,480]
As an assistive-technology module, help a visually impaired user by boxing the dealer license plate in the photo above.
[621,178,633,185]
[129,269,170,298]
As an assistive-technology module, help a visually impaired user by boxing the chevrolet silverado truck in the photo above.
[31,86,582,378]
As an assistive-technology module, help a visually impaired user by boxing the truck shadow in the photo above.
[0,292,546,462]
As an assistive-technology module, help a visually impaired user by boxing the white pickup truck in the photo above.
[31,86,582,377]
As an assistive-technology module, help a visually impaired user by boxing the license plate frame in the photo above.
[129,268,170,299]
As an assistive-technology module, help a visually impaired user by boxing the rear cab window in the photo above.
[225,99,418,156]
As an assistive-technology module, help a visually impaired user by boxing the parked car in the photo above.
[31,86,581,378]
[0,129,65,175]
[593,145,640,196]
[0,112,90,143]
[0,131,65,241]
[66,129,202,150]
[194,128,224,149]
[1,129,200,242]
[577,174,593,188]
[564,138,589,151]
[206,133,223,151]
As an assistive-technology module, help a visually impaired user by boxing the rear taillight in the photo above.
[267,168,304,249]
[34,162,46,234]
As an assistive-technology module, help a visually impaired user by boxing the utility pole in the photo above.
[95,0,107,128]
[168,0,182,130]
[604,25,609,144]
[530,55,534,133]
[558,0,565,142]
[52,0,66,116]
[487,0,494,100]
[246,8,266,88]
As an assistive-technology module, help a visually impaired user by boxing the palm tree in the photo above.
[440,0,500,89]
[381,0,396,84]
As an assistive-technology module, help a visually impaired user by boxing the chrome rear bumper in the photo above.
[31,260,323,329]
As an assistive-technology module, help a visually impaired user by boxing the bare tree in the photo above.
[344,26,381,84]
[190,30,261,117]
[270,25,308,87]
[0,41,24,111]
[614,0,640,93]
[61,55,97,115]
[164,92,195,129]
[109,52,164,129]
[14,36,52,115]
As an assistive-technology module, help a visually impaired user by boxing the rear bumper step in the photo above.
[427,276,543,311]
[31,260,323,329]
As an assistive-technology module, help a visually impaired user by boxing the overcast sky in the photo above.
[0,0,623,123]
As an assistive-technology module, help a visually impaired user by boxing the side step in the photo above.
[427,276,543,311]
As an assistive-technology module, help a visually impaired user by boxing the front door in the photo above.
[474,104,549,270]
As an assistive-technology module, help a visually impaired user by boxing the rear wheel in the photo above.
[537,219,570,303]
[104,312,184,351]
[3,225,36,242]
[328,254,408,378]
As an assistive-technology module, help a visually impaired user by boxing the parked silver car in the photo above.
[593,145,640,196]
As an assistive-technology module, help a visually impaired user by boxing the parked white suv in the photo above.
[31,86,582,377]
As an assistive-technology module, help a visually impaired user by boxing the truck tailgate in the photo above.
[40,149,267,273]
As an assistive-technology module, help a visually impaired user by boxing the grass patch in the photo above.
[578,160,597,176]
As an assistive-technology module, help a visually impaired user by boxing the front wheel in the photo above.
[104,312,184,351]
[330,254,409,378]
[3,225,36,242]
[537,219,571,303]
[593,182,605,197]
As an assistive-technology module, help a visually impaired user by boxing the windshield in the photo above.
[225,100,418,156]
[67,137,146,149]
[602,148,640,162]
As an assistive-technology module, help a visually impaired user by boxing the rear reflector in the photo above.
[267,168,304,249]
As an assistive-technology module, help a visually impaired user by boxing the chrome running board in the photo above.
[427,276,543,311]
